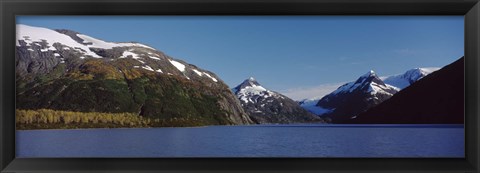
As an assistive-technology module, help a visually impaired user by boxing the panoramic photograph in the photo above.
[15,16,464,157]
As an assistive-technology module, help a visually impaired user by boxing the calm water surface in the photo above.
[16,124,464,158]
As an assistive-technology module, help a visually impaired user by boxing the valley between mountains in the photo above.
[15,24,464,130]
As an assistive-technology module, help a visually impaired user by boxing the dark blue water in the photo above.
[16,124,464,158]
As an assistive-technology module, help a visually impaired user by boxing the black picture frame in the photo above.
[1,0,479,172]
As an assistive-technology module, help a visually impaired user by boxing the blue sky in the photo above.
[17,16,464,100]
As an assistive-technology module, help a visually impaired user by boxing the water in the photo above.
[16,124,464,158]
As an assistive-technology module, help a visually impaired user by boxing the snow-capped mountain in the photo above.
[298,67,439,119]
[314,70,398,123]
[382,67,440,90]
[16,24,220,83]
[349,57,464,124]
[233,77,322,124]
[15,24,253,125]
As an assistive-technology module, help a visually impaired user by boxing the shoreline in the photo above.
[16,123,465,131]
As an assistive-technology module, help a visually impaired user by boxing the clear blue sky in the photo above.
[17,16,464,99]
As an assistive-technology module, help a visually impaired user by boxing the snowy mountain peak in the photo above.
[311,70,398,119]
[16,24,102,58]
[234,77,262,92]
[331,70,390,95]
[383,67,440,90]
[357,70,381,83]
[232,78,320,124]
[16,24,222,84]
[361,70,376,78]
[233,78,279,104]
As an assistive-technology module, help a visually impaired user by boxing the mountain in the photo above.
[299,67,438,118]
[15,24,253,126]
[314,70,398,123]
[382,67,440,90]
[233,77,323,124]
[348,57,464,124]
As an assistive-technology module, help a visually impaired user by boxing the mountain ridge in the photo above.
[299,67,439,119]
[16,24,254,126]
[314,70,398,122]
[233,77,323,124]
[349,57,464,124]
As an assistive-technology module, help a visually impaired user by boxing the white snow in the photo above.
[332,82,355,94]
[368,82,395,95]
[77,34,155,50]
[419,67,439,74]
[191,69,218,82]
[382,67,440,90]
[27,48,34,51]
[236,84,270,103]
[156,69,163,73]
[137,60,145,64]
[40,48,48,52]
[142,65,154,72]
[133,66,140,68]
[79,56,85,59]
[202,72,218,82]
[192,69,203,76]
[54,53,60,57]
[323,69,400,104]
[60,61,65,63]
[149,56,161,60]
[16,24,101,58]
[168,59,186,72]
[63,47,70,50]
[119,51,141,59]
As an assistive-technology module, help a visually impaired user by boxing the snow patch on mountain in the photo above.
[149,56,161,60]
[368,82,396,95]
[203,72,218,82]
[233,77,278,104]
[192,69,203,76]
[142,65,154,72]
[169,59,186,72]
[77,34,155,50]
[119,51,141,59]
[237,85,270,104]
[16,24,101,58]
[382,67,440,89]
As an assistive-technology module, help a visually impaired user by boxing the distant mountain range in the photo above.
[348,57,464,124]
[299,67,440,123]
[16,24,253,126]
[314,70,398,122]
[232,77,323,124]
[15,24,463,127]
[382,67,440,90]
